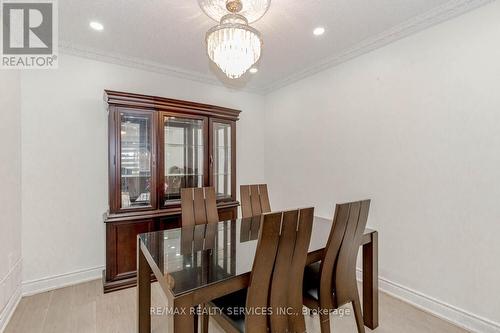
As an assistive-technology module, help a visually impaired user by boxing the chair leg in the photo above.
[194,312,198,333]
[352,299,366,333]
[319,312,331,333]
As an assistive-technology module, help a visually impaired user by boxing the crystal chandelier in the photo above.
[199,0,271,79]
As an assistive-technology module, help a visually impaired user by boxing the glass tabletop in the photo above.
[139,216,366,297]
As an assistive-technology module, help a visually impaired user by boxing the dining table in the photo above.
[137,215,379,332]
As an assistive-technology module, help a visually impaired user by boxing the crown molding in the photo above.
[262,0,495,94]
[58,41,265,95]
[59,0,493,96]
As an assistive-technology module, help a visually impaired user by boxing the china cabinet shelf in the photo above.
[166,143,204,147]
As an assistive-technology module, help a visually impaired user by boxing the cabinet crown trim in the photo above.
[104,90,241,121]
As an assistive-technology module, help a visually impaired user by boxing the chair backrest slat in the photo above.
[258,185,271,213]
[335,200,370,305]
[240,186,253,218]
[319,203,349,308]
[246,207,314,333]
[287,207,314,332]
[240,184,272,218]
[250,185,262,216]
[193,188,208,224]
[204,188,220,223]
[181,187,219,226]
[245,212,282,333]
[269,210,300,332]
[180,188,196,226]
[319,200,371,308]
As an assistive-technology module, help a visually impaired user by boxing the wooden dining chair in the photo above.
[181,187,219,226]
[180,186,219,332]
[302,200,371,333]
[205,207,314,333]
[240,184,271,218]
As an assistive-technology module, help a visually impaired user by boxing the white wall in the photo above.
[20,54,266,293]
[265,1,500,331]
[0,71,22,331]
[14,2,500,331]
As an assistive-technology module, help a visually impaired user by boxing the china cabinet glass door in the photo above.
[211,120,234,200]
[119,111,154,209]
[162,114,208,206]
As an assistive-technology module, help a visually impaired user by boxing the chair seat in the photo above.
[303,261,321,301]
[209,289,248,332]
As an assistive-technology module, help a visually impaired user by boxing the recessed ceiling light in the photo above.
[313,27,325,36]
[249,67,258,74]
[89,21,104,31]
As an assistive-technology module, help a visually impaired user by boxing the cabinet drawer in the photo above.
[157,215,181,231]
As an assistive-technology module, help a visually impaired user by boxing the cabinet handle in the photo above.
[210,155,213,166]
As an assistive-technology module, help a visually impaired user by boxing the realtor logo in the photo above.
[1,0,58,68]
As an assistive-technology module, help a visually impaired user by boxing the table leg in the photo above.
[362,231,379,329]
[138,240,152,333]
[166,298,195,332]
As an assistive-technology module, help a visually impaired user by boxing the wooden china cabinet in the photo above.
[103,90,240,292]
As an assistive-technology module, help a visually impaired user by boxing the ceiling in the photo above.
[59,0,491,93]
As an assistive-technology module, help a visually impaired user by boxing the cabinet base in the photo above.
[103,203,239,293]
[102,270,137,293]
[102,270,158,293]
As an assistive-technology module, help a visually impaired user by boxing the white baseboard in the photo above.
[0,286,21,333]
[356,269,500,333]
[22,266,104,297]
[0,258,22,333]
